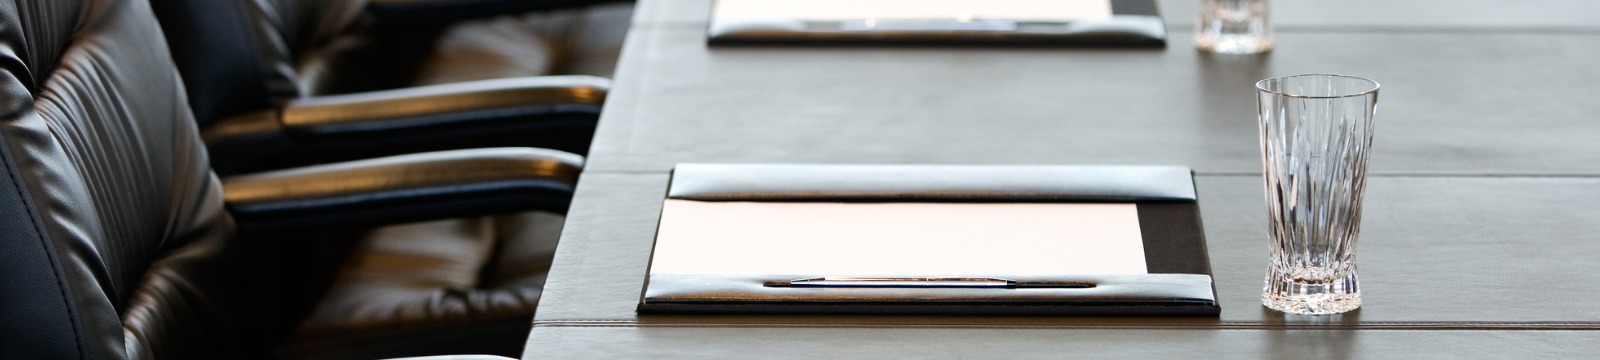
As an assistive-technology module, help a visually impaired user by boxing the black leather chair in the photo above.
[146,2,623,358]
[149,0,628,175]
[1,0,578,358]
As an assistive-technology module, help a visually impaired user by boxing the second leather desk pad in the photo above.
[707,0,1167,46]
[638,164,1219,316]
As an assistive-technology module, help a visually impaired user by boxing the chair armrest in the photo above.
[202,76,605,174]
[222,147,582,233]
[366,0,630,25]
[386,356,514,360]
[281,76,606,135]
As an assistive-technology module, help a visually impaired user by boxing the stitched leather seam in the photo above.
[532,320,1600,331]
[0,132,88,359]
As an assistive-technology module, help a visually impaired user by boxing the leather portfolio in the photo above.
[707,0,1167,46]
[637,164,1220,316]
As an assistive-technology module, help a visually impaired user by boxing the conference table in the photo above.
[524,0,1600,358]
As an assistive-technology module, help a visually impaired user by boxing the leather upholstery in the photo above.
[279,76,606,132]
[367,0,629,25]
[223,147,581,233]
[148,1,621,357]
[1,0,585,358]
[1,0,242,358]
[414,2,634,83]
[147,0,349,126]
[202,76,607,173]
[151,0,623,175]
[150,0,623,107]
[217,149,578,357]
[281,212,564,360]
[146,0,274,102]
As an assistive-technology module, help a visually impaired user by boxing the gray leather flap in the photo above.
[668,164,1197,202]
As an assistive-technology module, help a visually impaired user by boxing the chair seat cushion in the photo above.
[280,211,564,359]
[411,2,632,85]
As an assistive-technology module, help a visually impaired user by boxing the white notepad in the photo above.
[650,200,1149,277]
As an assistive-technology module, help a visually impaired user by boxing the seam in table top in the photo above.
[577,168,1600,179]
[632,21,1600,34]
[532,319,1600,331]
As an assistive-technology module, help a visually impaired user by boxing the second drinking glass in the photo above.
[1197,0,1273,54]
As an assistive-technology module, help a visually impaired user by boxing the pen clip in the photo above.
[764,277,1095,289]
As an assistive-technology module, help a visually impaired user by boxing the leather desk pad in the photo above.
[637,164,1219,316]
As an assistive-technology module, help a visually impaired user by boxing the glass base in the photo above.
[1261,266,1360,315]
[1196,33,1274,54]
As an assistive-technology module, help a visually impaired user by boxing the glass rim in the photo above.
[1255,74,1380,99]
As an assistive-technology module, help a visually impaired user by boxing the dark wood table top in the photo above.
[526,1,1600,358]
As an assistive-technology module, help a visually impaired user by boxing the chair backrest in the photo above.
[0,0,242,358]
[146,0,279,127]
[148,0,370,126]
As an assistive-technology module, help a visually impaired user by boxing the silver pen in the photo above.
[766,277,1094,289]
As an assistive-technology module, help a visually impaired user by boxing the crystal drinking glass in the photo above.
[1256,74,1380,315]
[1197,0,1273,54]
